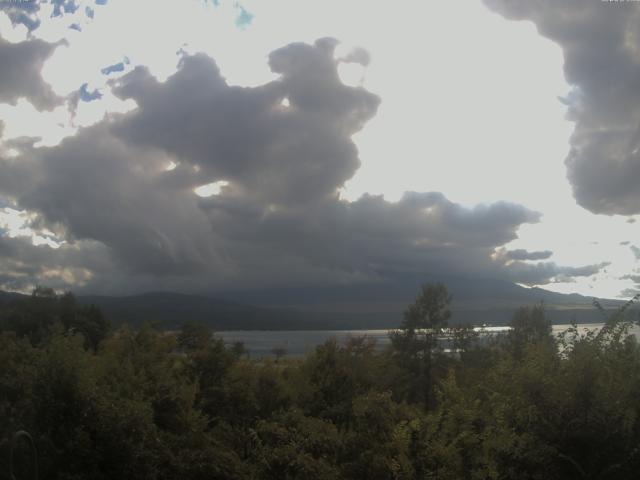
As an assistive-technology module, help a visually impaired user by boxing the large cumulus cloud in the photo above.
[0,38,605,294]
[111,39,378,205]
[8,124,222,276]
[484,0,640,215]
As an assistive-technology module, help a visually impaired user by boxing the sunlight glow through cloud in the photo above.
[194,181,229,197]
[0,208,62,248]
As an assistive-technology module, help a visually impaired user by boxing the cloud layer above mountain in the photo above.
[0,34,606,294]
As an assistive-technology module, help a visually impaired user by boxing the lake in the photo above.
[218,323,640,358]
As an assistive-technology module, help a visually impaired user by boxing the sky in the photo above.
[0,0,639,300]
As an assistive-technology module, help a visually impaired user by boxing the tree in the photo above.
[0,288,109,349]
[272,346,288,362]
[507,304,553,360]
[230,341,249,359]
[391,283,452,408]
[60,293,110,350]
[177,321,211,351]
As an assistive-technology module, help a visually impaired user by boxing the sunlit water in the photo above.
[218,323,640,358]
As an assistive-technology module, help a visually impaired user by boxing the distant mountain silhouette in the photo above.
[214,275,627,327]
[78,292,319,330]
[1,277,629,330]
[0,290,24,304]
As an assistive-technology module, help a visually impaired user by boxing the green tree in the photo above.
[60,293,110,350]
[507,304,553,360]
[272,346,288,362]
[341,391,415,479]
[254,409,341,480]
[0,288,109,350]
[391,282,452,408]
[177,321,211,351]
[301,338,379,428]
[230,341,248,359]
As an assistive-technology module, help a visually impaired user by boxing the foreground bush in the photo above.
[1,286,639,479]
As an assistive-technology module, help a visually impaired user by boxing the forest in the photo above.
[1,284,640,480]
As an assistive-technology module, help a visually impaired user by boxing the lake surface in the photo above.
[218,323,640,358]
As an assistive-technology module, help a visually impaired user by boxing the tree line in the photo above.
[1,284,639,479]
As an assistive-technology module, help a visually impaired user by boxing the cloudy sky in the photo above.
[0,0,639,299]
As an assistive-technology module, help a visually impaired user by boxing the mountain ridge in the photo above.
[0,277,630,330]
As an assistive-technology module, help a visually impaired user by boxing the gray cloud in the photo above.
[0,34,62,110]
[0,234,111,292]
[7,123,221,276]
[631,245,640,260]
[620,288,640,299]
[198,191,542,284]
[492,247,607,286]
[620,271,640,300]
[111,39,380,205]
[484,0,640,215]
[337,46,371,66]
[505,249,553,261]
[502,261,610,286]
[621,274,640,284]
[0,39,605,294]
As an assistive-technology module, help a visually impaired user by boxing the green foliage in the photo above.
[177,321,211,352]
[0,287,110,349]
[1,285,640,479]
[508,304,553,359]
[390,282,452,408]
[254,409,341,480]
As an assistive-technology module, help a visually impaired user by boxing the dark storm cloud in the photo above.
[0,39,605,293]
[0,34,62,110]
[198,191,542,284]
[5,123,221,276]
[505,249,553,261]
[111,39,380,205]
[484,0,640,216]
